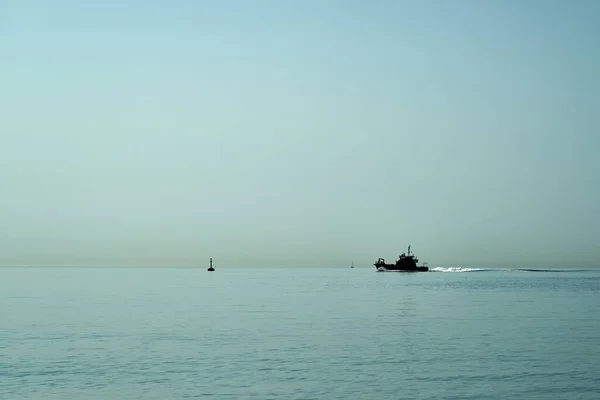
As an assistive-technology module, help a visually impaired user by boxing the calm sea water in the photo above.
[2,267,600,399]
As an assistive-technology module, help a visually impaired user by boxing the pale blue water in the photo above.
[2,267,600,399]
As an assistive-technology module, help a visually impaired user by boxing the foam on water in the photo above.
[430,266,490,273]
[429,267,598,273]
[513,268,595,273]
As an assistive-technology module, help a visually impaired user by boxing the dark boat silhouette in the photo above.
[374,245,429,272]
[207,258,215,271]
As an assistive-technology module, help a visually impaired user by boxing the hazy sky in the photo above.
[1,0,599,268]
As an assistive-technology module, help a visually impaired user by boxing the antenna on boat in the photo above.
[408,245,411,257]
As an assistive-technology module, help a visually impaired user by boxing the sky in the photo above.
[1,0,599,268]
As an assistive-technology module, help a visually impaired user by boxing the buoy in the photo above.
[207,257,215,271]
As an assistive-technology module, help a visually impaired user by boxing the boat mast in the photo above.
[408,245,411,257]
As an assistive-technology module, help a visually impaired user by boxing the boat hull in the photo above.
[377,265,429,272]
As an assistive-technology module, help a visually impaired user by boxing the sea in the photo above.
[2,266,599,399]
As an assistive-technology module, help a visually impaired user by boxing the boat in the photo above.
[374,245,429,272]
[351,260,355,268]
[207,258,215,271]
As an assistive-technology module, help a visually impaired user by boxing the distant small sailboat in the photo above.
[207,258,215,271]
[351,260,355,268]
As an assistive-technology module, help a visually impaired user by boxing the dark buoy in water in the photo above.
[207,258,215,271]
